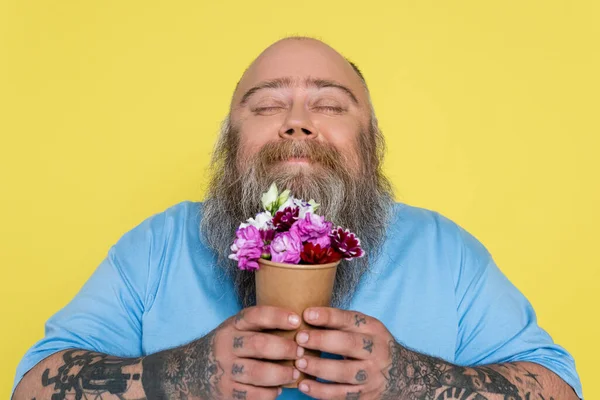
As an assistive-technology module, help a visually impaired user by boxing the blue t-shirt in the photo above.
[13,201,583,398]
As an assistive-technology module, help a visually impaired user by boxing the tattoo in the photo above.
[524,370,541,386]
[362,338,374,353]
[354,314,367,327]
[41,350,142,400]
[232,363,244,375]
[233,336,244,348]
[380,340,555,400]
[235,310,245,324]
[355,369,367,382]
[233,389,247,399]
[143,330,224,399]
[346,391,361,399]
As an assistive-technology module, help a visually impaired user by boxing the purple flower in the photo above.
[330,227,364,260]
[229,225,264,271]
[273,206,299,232]
[270,230,303,264]
[291,212,333,247]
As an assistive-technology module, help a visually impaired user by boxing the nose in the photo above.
[278,103,318,140]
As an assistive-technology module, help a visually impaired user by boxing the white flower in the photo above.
[277,189,291,209]
[277,197,296,212]
[277,197,320,218]
[240,211,273,230]
[261,183,280,214]
[261,182,293,215]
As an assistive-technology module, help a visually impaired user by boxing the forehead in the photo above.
[232,39,367,106]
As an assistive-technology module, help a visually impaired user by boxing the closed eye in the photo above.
[252,106,286,115]
[313,105,345,114]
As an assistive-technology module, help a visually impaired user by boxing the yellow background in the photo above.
[1,0,598,398]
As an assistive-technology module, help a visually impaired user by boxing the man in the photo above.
[13,37,582,400]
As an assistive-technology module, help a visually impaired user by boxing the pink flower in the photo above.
[330,227,364,260]
[229,225,264,271]
[270,230,303,264]
[291,212,333,247]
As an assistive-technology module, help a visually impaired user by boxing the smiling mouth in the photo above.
[282,157,311,164]
[284,157,310,164]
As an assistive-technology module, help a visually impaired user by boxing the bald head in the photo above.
[232,37,369,111]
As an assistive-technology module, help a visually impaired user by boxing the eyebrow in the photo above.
[239,76,359,106]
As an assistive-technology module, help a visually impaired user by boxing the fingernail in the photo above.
[299,383,309,393]
[293,368,300,379]
[288,314,300,325]
[296,346,304,357]
[296,332,309,344]
[308,310,318,321]
[297,358,307,369]
[278,387,282,395]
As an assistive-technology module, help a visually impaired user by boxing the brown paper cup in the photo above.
[255,258,339,388]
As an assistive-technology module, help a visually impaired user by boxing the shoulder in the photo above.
[385,202,492,273]
[117,200,202,245]
[109,200,203,278]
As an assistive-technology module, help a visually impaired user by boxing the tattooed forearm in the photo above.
[40,350,144,400]
[17,333,224,400]
[381,340,577,400]
[142,330,224,399]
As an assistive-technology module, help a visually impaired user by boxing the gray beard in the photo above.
[200,121,395,308]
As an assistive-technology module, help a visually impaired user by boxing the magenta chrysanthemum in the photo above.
[228,225,263,271]
[292,212,333,247]
[330,227,364,260]
[270,230,303,264]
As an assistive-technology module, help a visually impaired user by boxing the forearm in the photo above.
[13,349,146,400]
[13,332,221,400]
[383,341,578,400]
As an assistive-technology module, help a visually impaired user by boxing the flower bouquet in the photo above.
[229,183,364,387]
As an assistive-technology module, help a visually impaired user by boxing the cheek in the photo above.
[315,119,362,170]
[236,117,283,163]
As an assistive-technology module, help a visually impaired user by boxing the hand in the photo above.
[293,307,395,400]
[170,305,304,400]
[221,305,307,399]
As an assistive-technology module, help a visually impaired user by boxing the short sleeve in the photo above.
[12,209,167,396]
[453,228,583,398]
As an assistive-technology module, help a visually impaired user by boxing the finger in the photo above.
[230,383,280,400]
[295,355,369,385]
[296,330,374,359]
[235,306,301,331]
[298,379,364,400]
[303,307,376,332]
[232,332,305,360]
[230,358,300,387]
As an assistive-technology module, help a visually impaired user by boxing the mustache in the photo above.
[249,139,345,170]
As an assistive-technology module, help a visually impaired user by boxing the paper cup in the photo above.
[255,258,340,388]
